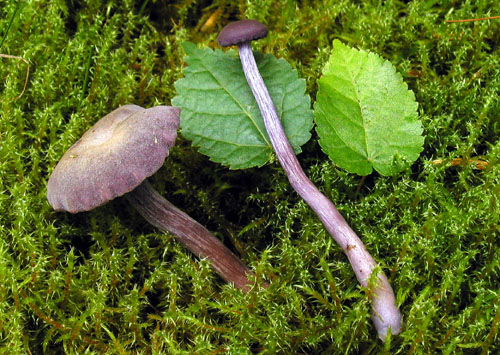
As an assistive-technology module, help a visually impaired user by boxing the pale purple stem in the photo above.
[237,41,401,340]
[126,180,261,292]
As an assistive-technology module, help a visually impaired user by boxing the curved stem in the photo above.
[238,42,401,339]
[126,180,258,292]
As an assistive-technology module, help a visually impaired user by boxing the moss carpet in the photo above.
[1,0,499,353]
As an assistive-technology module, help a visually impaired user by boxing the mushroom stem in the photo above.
[237,41,401,339]
[126,180,257,292]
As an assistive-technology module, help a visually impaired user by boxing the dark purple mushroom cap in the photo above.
[47,104,180,213]
[217,19,268,47]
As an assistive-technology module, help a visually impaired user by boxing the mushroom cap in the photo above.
[47,104,180,213]
[217,19,268,47]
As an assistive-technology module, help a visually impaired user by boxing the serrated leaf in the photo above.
[173,42,313,169]
[314,40,424,176]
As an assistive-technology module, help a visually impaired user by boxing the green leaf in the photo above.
[173,42,313,169]
[314,40,424,176]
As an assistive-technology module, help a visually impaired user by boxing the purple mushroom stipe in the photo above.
[218,20,402,340]
[47,104,258,292]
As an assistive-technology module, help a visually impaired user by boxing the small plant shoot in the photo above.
[173,42,313,169]
[314,40,424,176]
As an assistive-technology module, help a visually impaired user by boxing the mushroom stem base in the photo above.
[126,180,258,292]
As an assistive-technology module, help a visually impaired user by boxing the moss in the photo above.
[1,0,500,353]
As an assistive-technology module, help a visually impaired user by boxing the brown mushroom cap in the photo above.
[47,104,180,213]
[217,19,268,47]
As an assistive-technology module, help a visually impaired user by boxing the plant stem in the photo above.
[126,180,257,292]
[238,41,401,339]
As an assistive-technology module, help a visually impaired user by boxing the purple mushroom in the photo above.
[47,104,258,292]
[217,20,402,340]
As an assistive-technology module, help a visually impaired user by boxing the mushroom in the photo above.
[218,20,402,340]
[47,104,257,292]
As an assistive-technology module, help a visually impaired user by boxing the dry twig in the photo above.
[1,53,30,101]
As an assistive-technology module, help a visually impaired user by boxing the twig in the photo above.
[0,53,30,101]
[447,15,500,23]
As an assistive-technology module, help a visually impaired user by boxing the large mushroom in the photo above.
[47,104,256,292]
[218,20,402,339]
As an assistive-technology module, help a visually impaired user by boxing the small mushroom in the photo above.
[218,20,402,340]
[47,104,256,292]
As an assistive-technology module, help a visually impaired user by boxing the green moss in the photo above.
[1,0,499,353]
